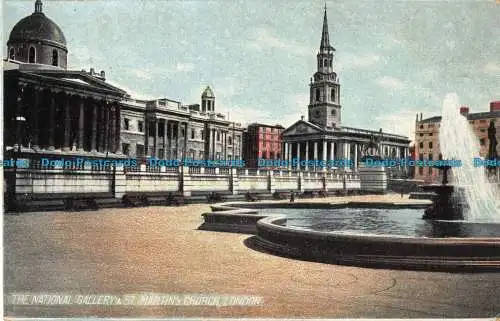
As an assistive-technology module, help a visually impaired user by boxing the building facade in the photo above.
[414,101,500,182]
[282,7,410,173]
[4,0,243,163]
[243,123,284,168]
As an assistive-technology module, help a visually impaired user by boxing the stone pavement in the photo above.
[4,194,499,318]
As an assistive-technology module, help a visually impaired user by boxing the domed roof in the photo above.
[8,1,67,48]
[202,86,214,98]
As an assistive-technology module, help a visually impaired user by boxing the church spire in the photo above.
[320,4,335,52]
[35,0,43,13]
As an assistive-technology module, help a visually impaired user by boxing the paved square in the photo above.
[4,195,500,318]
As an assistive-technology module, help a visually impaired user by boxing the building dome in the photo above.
[6,1,68,69]
[8,12,67,48]
[202,86,215,98]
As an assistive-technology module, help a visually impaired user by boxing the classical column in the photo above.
[144,116,149,156]
[104,103,110,152]
[63,94,71,151]
[109,105,116,153]
[32,86,41,148]
[91,102,98,152]
[78,97,85,151]
[115,104,122,154]
[177,121,182,159]
[305,141,309,171]
[223,131,227,159]
[296,142,301,170]
[288,143,292,169]
[313,142,318,171]
[184,122,188,160]
[354,144,358,171]
[322,141,327,171]
[170,122,175,158]
[153,119,158,157]
[98,103,105,152]
[343,142,349,168]
[284,142,288,163]
[163,120,168,158]
[330,142,335,168]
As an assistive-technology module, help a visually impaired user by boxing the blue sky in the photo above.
[3,0,499,141]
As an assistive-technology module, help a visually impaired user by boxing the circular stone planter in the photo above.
[201,201,500,272]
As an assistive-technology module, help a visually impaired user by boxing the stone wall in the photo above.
[7,165,365,199]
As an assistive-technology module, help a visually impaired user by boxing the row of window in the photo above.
[318,58,333,68]
[418,141,434,149]
[124,118,238,144]
[122,143,238,160]
[9,46,59,66]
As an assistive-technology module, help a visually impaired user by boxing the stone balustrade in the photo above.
[7,162,367,199]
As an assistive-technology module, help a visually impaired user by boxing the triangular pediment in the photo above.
[24,69,127,96]
[282,120,325,136]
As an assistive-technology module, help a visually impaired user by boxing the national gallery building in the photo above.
[4,0,244,164]
[282,8,411,172]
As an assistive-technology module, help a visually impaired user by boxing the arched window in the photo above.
[319,59,323,68]
[52,49,58,66]
[331,109,336,116]
[329,59,332,67]
[324,59,327,67]
[331,88,335,101]
[315,89,320,102]
[29,46,36,63]
[9,47,15,60]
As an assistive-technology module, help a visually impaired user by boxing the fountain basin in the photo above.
[254,215,500,272]
[201,202,500,272]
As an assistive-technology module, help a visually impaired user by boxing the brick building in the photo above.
[243,123,285,168]
[414,101,500,182]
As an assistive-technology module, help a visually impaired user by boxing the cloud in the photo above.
[246,27,311,56]
[131,68,153,80]
[337,53,381,71]
[176,62,195,72]
[106,79,156,100]
[375,76,406,90]
[375,108,419,142]
[483,62,500,75]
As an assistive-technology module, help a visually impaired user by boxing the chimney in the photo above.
[490,101,500,112]
[90,68,95,75]
[100,70,106,79]
[416,113,419,122]
[460,106,469,116]
[379,128,382,133]
[420,113,423,121]
[301,115,305,121]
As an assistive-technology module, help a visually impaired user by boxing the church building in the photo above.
[282,7,410,172]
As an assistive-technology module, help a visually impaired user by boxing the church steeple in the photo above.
[320,4,335,52]
[35,0,43,14]
[308,5,341,129]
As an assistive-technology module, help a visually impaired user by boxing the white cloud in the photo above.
[106,79,156,100]
[337,53,381,71]
[483,62,500,75]
[246,27,311,56]
[375,76,406,90]
[131,68,153,80]
[375,108,420,143]
[176,62,195,72]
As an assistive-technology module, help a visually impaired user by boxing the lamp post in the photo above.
[9,115,26,212]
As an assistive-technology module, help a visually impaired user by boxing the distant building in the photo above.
[243,123,285,168]
[414,101,500,182]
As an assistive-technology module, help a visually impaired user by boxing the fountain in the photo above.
[422,93,500,222]
[200,94,500,271]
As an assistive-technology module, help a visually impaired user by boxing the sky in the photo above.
[2,0,499,142]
